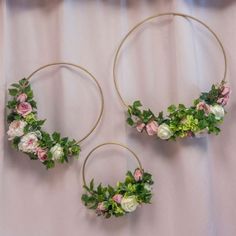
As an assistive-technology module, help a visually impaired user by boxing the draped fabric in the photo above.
[0,0,236,235]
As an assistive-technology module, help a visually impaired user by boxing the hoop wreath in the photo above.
[7,62,104,169]
[81,143,154,218]
[113,12,231,140]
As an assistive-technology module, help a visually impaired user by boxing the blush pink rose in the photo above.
[17,93,27,103]
[36,147,47,162]
[112,194,123,204]
[134,168,143,182]
[16,102,32,117]
[196,101,210,114]
[145,121,158,136]
[217,95,229,106]
[221,86,230,96]
[136,123,145,132]
[97,202,106,211]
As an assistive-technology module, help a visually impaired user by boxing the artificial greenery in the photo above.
[81,168,154,218]
[127,82,228,140]
[7,78,80,169]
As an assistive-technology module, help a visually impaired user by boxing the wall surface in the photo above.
[0,0,236,236]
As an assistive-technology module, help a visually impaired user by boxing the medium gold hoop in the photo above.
[82,142,143,187]
[113,12,228,108]
[25,62,104,144]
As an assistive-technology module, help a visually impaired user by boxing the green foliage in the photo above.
[126,83,226,140]
[81,169,154,218]
[7,78,81,169]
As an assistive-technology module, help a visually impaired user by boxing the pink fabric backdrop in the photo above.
[0,0,236,235]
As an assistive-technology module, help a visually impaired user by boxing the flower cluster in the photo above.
[127,81,230,140]
[81,168,153,218]
[7,78,80,169]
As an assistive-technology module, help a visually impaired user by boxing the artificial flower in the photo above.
[18,132,38,153]
[16,93,27,103]
[7,120,26,140]
[121,196,139,212]
[157,123,173,140]
[50,144,64,161]
[221,86,230,96]
[209,104,225,120]
[146,121,158,136]
[134,168,143,181]
[112,194,123,204]
[16,102,32,117]
[36,147,47,162]
[136,123,145,132]
[217,95,229,106]
[96,202,107,216]
[196,101,210,114]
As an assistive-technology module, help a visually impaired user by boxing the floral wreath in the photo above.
[113,13,230,140]
[7,63,104,169]
[81,143,154,218]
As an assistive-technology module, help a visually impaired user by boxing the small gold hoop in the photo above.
[25,62,104,144]
[113,12,228,108]
[82,142,143,187]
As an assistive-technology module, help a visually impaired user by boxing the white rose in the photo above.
[157,123,173,140]
[7,120,26,140]
[18,132,38,153]
[121,196,139,212]
[209,104,225,120]
[50,144,64,161]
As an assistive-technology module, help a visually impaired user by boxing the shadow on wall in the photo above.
[184,0,236,8]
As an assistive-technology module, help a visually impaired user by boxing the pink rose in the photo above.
[112,194,123,204]
[17,93,27,103]
[36,147,47,162]
[96,202,106,216]
[145,121,158,136]
[217,95,229,106]
[221,86,230,96]
[97,202,106,211]
[16,102,32,117]
[134,168,143,182]
[196,101,210,114]
[136,123,145,132]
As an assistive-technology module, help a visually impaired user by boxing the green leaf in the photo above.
[30,100,37,109]
[45,160,55,169]
[7,100,17,109]
[126,117,134,126]
[52,132,60,142]
[8,89,18,96]
[167,104,176,113]
[19,78,28,86]
[11,83,21,88]
[90,179,94,191]
[178,104,186,110]
[37,119,46,126]
[133,100,142,108]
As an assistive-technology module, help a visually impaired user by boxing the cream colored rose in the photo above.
[209,104,225,120]
[18,132,38,153]
[7,120,26,140]
[157,123,173,140]
[50,144,64,161]
[121,196,139,212]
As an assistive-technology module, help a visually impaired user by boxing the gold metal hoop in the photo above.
[82,142,143,187]
[25,62,104,144]
[113,12,228,108]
